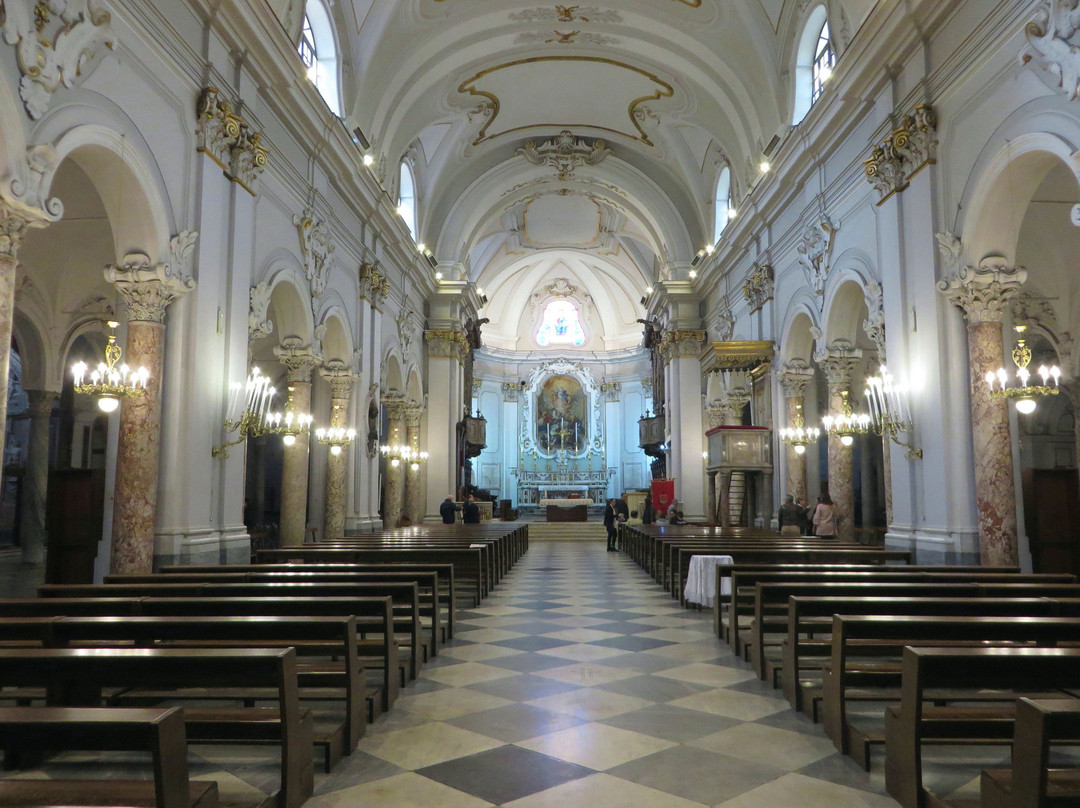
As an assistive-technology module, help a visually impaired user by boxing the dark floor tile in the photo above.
[754,705,826,736]
[313,750,405,795]
[445,703,587,742]
[606,745,787,804]
[583,620,663,635]
[725,676,783,697]
[481,652,581,673]
[466,673,582,701]
[596,674,713,703]
[796,753,889,795]
[599,703,742,742]
[418,745,593,804]
[592,652,686,674]
[491,635,575,652]
[590,634,677,651]
[505,600,574,611]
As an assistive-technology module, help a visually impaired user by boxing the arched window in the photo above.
[713,165,733,242]
[297,2,340,115]
[536,299,586,347]
[397,162,417,238]
[792,5,833,124]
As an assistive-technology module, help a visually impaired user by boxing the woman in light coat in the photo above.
[812,493,839,539]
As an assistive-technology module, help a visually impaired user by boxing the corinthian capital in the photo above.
[818,341,864,390]
[274,337,320,383]
[937,255,1027,325]
[425,328,468,362]
[382,392,409,422]
[104,247,196,324]
[0,194,53,261]
[778,359,815,399]
[320,361,357,401]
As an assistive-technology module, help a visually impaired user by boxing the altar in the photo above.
[543,502,590,522]
[538,498,594,507]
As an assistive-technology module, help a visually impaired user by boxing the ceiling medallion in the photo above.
[514,31,620,46]
[509,6,623,23]
[517,130,612,179]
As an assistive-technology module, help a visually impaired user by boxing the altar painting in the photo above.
[536,375,587,453]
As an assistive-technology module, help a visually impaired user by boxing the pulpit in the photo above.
[705,426,773,528]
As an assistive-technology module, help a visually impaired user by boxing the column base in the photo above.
[345,517,382,535]
[885,526,980,565]
[220,526,252,564]
[153,527,223,568]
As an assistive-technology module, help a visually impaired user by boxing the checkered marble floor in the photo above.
[307,541,901,808]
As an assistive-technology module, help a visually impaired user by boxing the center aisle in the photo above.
[309,541,897,808]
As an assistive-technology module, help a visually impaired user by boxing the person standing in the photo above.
[603,498,618,551]
[439,496,460,524]
[642,493,655,525]
[462,494,481,525]
[811,493,839,539]
[778,495,803,536]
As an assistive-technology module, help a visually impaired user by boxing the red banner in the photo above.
[651,479,675,516]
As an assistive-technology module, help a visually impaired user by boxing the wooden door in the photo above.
[1022,468,1080,575]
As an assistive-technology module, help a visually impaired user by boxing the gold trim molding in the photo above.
[863,105,937,206]
[457,56,674,146]
[701,340,775,374]
[196,88,268,196]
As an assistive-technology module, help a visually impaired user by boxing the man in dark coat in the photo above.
[439,496,460,524]
[642,493,655,525]
[603,498,618,551]
[462,495,481,524]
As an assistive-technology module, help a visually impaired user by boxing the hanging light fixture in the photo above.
[71,321,149,413]
[379,443,428,469]
[821,390,870,447]
[316,426,357,456]
[985,325,1060,415]
[779,401,820,455]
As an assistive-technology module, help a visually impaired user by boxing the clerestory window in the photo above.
[536,299,586,347]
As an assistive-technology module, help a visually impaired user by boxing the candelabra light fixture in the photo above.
[865,365,923,459]
[71,321,149,413]
[316,427,358,456]
[380,443,429,470]
[985,325,1061,415]
[821,390,871,447]
[778,401,820,455]
[211,368,315,458]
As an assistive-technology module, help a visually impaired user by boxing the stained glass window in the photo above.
[536,300,585,347]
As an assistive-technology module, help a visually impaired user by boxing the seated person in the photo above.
[626,509,643,526]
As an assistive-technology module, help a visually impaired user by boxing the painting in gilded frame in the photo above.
[536,375,587,453]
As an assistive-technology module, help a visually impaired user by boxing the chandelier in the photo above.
[821,390,870,447]
[779,401,820,455]
[211,368,314,457]
[865,365,923,459]
[380,443,429,470]
[71,321,148,413]
[316,427,357,456]
[985,325,1060,415]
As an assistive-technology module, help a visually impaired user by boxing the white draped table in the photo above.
[538,498,594,507]
[683,554,734,608]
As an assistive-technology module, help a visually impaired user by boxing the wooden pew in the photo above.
[0,595,400,716]
[711,564,1020,639]
[0,706,216,808]
[0,647,313,808]
[981,697,1080,808]
[40,580,426,682]
[743,580,1080,678]
[49,615,365,772]
[161,562,459,640]
[816,613,1080,769]
[883,646,1080,808]
[258,547,486,608]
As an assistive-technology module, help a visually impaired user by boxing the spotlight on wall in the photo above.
[646,286,653,294]
[689,270,698,279]
[435,272,444,280]
[362,154,374,167]
[417,243,426,253]
[759,160,772,173]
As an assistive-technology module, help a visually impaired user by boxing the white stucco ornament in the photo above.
[1,0,116,120]
[1022,0,1080,101]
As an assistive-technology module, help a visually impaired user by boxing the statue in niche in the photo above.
[536,375,587,453]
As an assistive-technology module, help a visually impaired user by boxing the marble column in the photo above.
[779,360,815,503]
[404,403,424,525]
[938,260,1026,566]
[275,340,320,547]
[321,366,356,540]
[382,394,409,528]
[106,255,195,573]
[19,390,57,565]
[0,199,51,459]
[818,343,863,543]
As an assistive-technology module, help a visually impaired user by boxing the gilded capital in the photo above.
[660,328,705,359]
[501,382,520,402]
[359,262,391,309]
[426,328,469,362]
[600,381,621,402]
